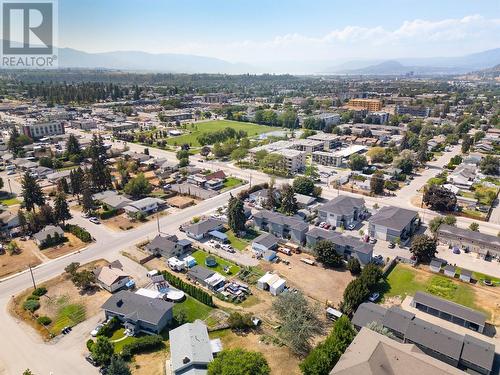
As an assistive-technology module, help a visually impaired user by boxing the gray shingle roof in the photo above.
[187,265,215,282]
[351,302,386,328]
[413,292,486,327]
[185,218,224,236]
[101,290,173,326]
[253,210,309,231]
[438,224,500,248]
[33,225,64,242]
[320,196,365,216]
[306,227,342,241]
[405,318,464,361]
[253,233,279,248]
[461,334,495,371]
[369,206,417,231]
[382,306,415,335]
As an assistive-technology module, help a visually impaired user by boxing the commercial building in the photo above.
[312,145,367,167]
[351,303,495,375]
[347,99,382,111]
[21,121,65,139]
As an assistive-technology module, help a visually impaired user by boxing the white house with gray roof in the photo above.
[169,320,222,375]
[318,196,366,228]
[368,206,418,243]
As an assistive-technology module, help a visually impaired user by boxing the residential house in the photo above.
[253,210,309,244]
[0,209,20,232]
[187,265,225,291]
[31,166,54,179]
[123,197,165,216]
[184,218,224,240]
[248,189,280,207]
[331,327,464,375]
[252,233,279,254]
[171,184,218,200]
[368,206,418,243]
[101,194,133,210]
[33,225,64,246]
[294,193,317,209]
[318,196,366,228]
[305,228,373,265]
[145,234,192,259]
[169,320,222,375]
[437,224,500,260]
[94,262,131,293]
[101,290,173,335]
[447,164,477,190]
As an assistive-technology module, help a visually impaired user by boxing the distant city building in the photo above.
[395,105,431,117]
[21,121,65,139]
[347,99,382,111]
[366,111,390,124]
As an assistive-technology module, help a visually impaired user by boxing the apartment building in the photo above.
[290,139,324,153]
[395,105,431,117]
[347,99,382,111]
[307,133,341,149]
[272,149,306,173]
[21,121,65,139]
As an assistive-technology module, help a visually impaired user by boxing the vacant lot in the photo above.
[9,259,110,339]
[166,120,280,147]
[384,263,500,325]
[262,255,354,306]
[0,242,42,278]
[103,213,149,231]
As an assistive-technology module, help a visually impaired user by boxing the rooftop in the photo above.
[369,206,417,231]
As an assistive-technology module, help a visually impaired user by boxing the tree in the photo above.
[208,349,270,375]
[21,172,45,211]
[370,171,385,195]
[279,184,298,216]
[107,355,131,375]
[348,154,367,171]
[314,240,343,268]
[23,370,35,375]
[0,177,3,191]
[228,312,254,330]
[54,192,72,225]
[200,146,211,158]
[409,234,437,263]
[70,167,84,201]
[227,195,246,234]
[469,222,479,232]
[423,185,457,212]
[393,150,415,174]
[304,164,320,181]
[91,336,114,366]
[230,148,248,164]
[123,173,152,198]
[428,215,456,234]
[479,155,499,176]
[367,321,397,340]
[347,257,361,275]
[461,134,473,153]
[272,291,321,355]
[300,316,356,375]
[260,153,285,174]
[65,134,82,159]
[339,279,369,316]
[71,269,96,291]
[81,177,94,214]
[18,210,27,234]
[367,147,387,163]
[292,176,315,196]
[264,178,278,210]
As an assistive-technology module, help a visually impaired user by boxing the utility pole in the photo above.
[7,178,12,195]
[29,264,37,290]
[156,212,160,234]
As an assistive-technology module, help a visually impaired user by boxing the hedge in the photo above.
[39,233,68,249]
[97,317,120,337]
[161,271,214,307]
[99,209,118,220]
[37,316,52,326]
[23,299,40,312]
[65,224,92,243]
[120,335,164,360]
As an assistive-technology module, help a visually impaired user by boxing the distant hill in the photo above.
[324,48,500,75]
[56,48,256,74]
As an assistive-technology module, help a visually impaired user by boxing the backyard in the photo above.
[225,228,260,251]
[191,249,241,275]
[166,120,280,147]
[382,263,500,324]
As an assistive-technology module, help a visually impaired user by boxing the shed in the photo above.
[429,259,443,273]
[262,249,277,262]
[184,256,196,268]
[444,264,456,277]
[326,307,343,321]
[252,233,279,253]
[270,278,286,296]
[460,269,472,283]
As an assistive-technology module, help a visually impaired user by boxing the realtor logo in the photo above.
[1,0,58,67]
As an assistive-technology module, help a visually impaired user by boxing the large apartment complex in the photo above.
[21,122,65,139]
[347,98,382,111]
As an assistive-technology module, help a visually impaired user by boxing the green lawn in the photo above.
[225,228,260,251]
[173,296,213,322]
[166,120,280,147]
[113,335,140,354]
[191,249,241,275]
[223,177,244,189]
[0,197,21,206]
[383,264,488,317]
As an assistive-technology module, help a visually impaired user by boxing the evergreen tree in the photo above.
[65,134,82,159]
[264,178,277,210]
[227,195,246,234]
[70,167,84,201]
[107,355,131,375]
[21,171,45,211]
[54,192,72,225]
[81,177,94,214]
[280,184,298,216]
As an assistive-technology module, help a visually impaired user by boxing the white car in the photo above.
[347,223,356,230]
[90,323,103,337]
[368,292,380,302]
[89,217,100,224]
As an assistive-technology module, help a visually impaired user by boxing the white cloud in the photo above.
[165,14,500,62]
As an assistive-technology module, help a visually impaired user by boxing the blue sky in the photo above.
[58,0,500,62]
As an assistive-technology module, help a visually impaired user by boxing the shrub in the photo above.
[39,234,68,250]
[86,339,95,352]
[161,270,214,307]
[120,335,164,359]
[32,287,47,297]
[99,209,118,220]
[97,317,120,337]
[65,224,92,243]
[23,299,40,312]
[37,316,52,325]
[26,295,40,301]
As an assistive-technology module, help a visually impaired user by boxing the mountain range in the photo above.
[18,46,500,75]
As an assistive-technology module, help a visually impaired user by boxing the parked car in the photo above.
[388,242,395,249]
[89,217,100,224]
[347,223,356,230]
[90,323,103,337]
[85,355,98,367]
[369,238,377,244]
[6,170,15,175]
[61,326,72,334]
[368,292,380,302]
[324,224,331,230]
[483,279,493,287]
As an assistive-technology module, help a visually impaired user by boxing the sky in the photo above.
[57,0,500,63]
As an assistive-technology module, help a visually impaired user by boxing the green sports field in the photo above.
[166,120,280,147]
